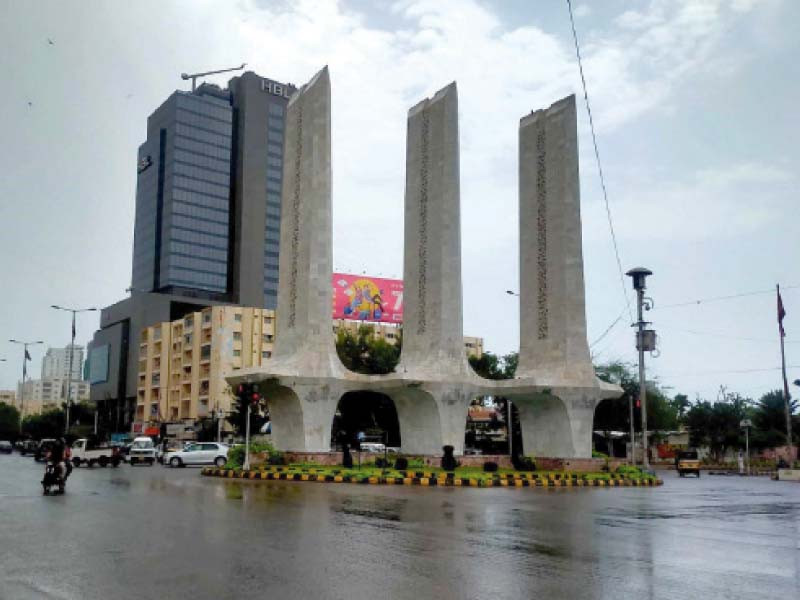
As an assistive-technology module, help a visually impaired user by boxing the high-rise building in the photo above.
[41,345,84,380]
[130,73,294,307]
[89,71,296,433]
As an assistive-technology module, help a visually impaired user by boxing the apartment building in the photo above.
[136,306,275,430]
[137,307,483,434]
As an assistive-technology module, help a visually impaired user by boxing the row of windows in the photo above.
[171,253,227,273]
[174,123,231,149]
[266,206,281,219]
[173,148,230,174]
[267,142,283,156]
[264,255,279,268]
[173,161,230,187]
[175,109,232,136]
[268,104,284,117]
[265,250,279,258]
[172,201,229,224]
[174,136,231,161]
[267,117,284,131]
[265,224,280,235]
[266,180,281,194]
[172,175,229,199]
[176,94,232,123]
[171,187,229,212]
[266,167,282,181]
[264,241,279,252]
[267,155,282,169]
[268,129,284,144]
[171,214,229,237]
[168,275,226,292]
[170,241,228,262]
[171,227,228,247]
[267,194,281,206]
[264,276,279,284]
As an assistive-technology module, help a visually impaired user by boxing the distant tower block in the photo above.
[517,95,593,382]
[399,82,470,377]
[272,66,341,377]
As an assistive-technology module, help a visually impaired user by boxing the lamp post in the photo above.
[740,419,752,475]
[504,290,520,458]
[51,305,97,434]
[9,339,44,430]
[625,268,655,471]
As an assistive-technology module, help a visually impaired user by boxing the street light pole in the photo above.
[51,305,97,434]
[9,339,44,431]
[626,268,654,471]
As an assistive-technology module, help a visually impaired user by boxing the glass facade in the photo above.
[130,74,291,307]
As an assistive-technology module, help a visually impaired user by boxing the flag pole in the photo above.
[777,284,794,464]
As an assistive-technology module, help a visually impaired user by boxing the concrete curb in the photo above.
[201,467,663,489]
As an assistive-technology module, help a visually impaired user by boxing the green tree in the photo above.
[685,395,750,461]
[335,325,401,375]
[226,389,267,437]
[22,408,65,440]
[0,404,21,441]
[751,390,798,450]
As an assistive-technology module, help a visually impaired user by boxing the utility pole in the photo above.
[776,284,794,463]
[629,393,635,465]
[626,268,655,471]
[52,306,97,434]
[9,339,44,431]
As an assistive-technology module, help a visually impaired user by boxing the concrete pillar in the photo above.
[273,66,342,378]
[399,82,470,378]
[514,392,598,459]
[517,95,594,383]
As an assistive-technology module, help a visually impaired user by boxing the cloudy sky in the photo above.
[1,0,798,402]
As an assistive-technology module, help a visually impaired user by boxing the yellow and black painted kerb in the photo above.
[201,467,663,489]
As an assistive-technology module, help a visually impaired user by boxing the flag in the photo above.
[778,288,786,337]
[24,349,31,361]
[72,319,76,339]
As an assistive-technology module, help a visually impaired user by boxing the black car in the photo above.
[34,439,57,462]
[18,440,37,455]
[0,441,12,454]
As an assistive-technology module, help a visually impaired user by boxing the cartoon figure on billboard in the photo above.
[342,278,384,321]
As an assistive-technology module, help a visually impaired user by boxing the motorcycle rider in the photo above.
[47,438,67,494]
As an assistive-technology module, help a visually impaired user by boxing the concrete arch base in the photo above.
[390,384,474,456]
[258,378,344,453]
[513,391,599,459]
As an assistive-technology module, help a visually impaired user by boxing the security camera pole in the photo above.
[626,268,654,470]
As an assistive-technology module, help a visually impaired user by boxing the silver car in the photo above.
[164,442,229,468]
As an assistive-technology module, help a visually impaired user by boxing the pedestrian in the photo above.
[737,450,744,475]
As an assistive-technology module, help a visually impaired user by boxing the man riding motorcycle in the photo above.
[42,438,69,495]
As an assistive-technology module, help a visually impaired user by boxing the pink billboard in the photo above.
[332,273,404,323]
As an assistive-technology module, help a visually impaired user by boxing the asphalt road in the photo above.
[0,453,798,600]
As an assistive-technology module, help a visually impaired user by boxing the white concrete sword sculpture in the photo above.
[229,67,620,458]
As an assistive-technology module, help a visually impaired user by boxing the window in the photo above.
[233,350,241,357]
[262,351,271,359]
[234,313,242,322]
[268,104,284,116]
[233,332,242,341]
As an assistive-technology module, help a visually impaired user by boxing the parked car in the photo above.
[128,437,157,466]
[164,442,229,468]
[0,441,12,454]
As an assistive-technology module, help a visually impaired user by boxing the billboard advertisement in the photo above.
[332,273,403,323]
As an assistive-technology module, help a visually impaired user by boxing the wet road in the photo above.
[0,454,798,600]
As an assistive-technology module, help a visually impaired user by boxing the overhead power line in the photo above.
[658,325,799,345]
[566,0,633,324]
[655,285,799,310]
[659,365,800,378]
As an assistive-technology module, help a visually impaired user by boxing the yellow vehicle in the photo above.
[676,450,701,477]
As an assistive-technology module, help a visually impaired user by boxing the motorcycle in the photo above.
[42,462,67,495]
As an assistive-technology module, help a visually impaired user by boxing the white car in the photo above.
[129,437,157,466]
[164,442,229,468]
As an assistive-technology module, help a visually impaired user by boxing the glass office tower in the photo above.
[130,73,294,307]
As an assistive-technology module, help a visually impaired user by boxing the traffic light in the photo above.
[236,383,262,408]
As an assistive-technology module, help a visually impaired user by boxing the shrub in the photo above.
[394,456,408,470]
[515,456,536,472]
[375,457,389,468]
[225,441,279,469]
[592,450,609,459]
[441,445,457,471]
[483,461,498,472]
